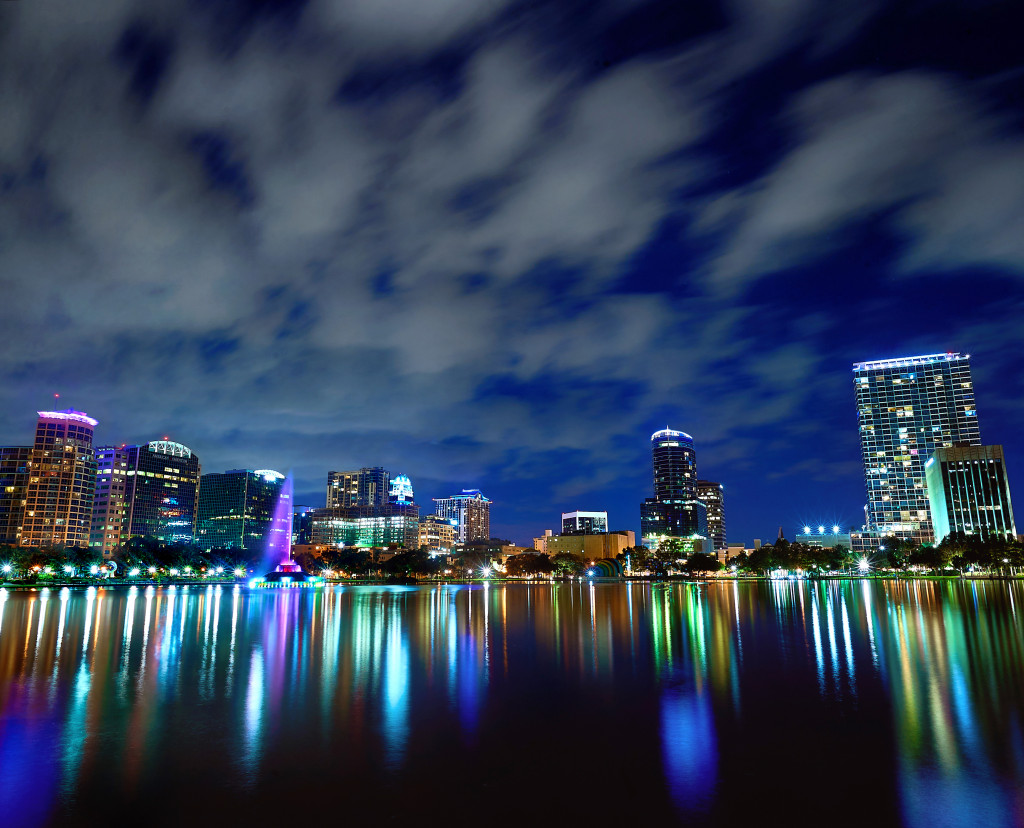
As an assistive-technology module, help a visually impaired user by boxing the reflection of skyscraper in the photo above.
[434,489,491,543]
[196,469,285,553]
[695,481,726,553]
[327,467,390,508]
[22,410,98,548]
[95,440,202,546]
[854,353,980,544]
[640,429,707,551]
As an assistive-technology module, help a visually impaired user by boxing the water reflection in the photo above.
[0,581,1021,826]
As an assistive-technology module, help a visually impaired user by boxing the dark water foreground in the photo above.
[1,581,1022,827]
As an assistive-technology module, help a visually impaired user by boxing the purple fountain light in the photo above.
[264,474,297,572]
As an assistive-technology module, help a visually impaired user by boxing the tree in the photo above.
[683,553,722,577]
[550,553,584,577]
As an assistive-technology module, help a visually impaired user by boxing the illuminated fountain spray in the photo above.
[252,474,320,588]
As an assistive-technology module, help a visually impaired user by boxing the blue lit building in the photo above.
[640,429,709,551]
[926,445,1016,542]
[854,353,980,544]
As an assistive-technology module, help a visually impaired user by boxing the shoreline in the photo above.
[2,573,1022,590]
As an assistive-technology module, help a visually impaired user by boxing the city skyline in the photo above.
[3,345,1015,548]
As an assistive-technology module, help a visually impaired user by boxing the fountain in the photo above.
[250,474,321,588]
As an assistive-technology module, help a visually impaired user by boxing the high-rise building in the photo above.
[196,469,285,553]
[327,467,390,509]
[433,489,491,544]
[695,481,726,552]
[925,445,1016,543]
[854,353,980,544]
[640,429,708,551]
[21,410,98,548]
[0,446,31,545]
[94,440,201,546]
[89,446,130,556]
[309,502,419,549]
[561,510,608,534]
[418,515,458,552]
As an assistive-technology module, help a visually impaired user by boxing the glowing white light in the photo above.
[170,568,180,576]
[89,565,99,575]
[858,558,869,572]
[818,526,825,534]
[129,568,140,577]
[215,566,223,574]
[148,566,156,574]
[234,568,245,578]
[803,526,811,534]
[1,564,11,574]
[183,566,191,573]
[832,525,840,534]
[482,567,492,577]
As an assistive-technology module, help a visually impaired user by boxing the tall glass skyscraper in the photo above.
[640,429,708,550]
[853,352,980,544]
[196,469,285,553]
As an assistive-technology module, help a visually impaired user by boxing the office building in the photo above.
[309,502,419,549]
[89,446,130,556]
[327,467,390,508]
[418,515,458,552]
[695,481,726,552]
[196,469,285,553]
[92,440,201,547]
[561,510,608,534]
[0,446,31,545]
[21,410,98,548]
[537,530,635,560]
[640,429,708,551]
[925,445,1016,542]
[434,489,491,543]
[854,352,980,544]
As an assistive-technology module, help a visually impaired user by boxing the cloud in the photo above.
[703,72,1024,287]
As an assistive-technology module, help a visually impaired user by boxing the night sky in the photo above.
[2,0,1023,546]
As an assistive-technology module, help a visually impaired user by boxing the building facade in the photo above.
[327,467,390,509]
[89,446,130,556]
[309,502,419,549]
[22,410,98,548]
[539,530,635,560]
[925,445,1016,543]
[418,515,458,552]
[640,429,708,550]
[695,481,726,552]
[114,441,201,545]
[561,510,608,534]
[0,446,31,545]
[434,489,491,544]
[196,469,285,553]
[854,352,981,544]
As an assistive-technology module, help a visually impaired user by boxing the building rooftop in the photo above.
[852,352,969,372]
[37,409,98,427]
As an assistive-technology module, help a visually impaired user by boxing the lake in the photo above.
[1,580,1022,827]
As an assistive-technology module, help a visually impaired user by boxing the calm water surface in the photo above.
[1,581,1022,827]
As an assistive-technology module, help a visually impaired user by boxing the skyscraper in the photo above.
[695,480,726,552]
[196,469,286,553]
[434,489,491,544]
[640,429,708,551]
[89,446,130,556]
[91,440,201,548]
[925,445,1016,542]
[21,410,98,548]
[327,467,390,509]
[854,353,980,544]
[0,446,31,545]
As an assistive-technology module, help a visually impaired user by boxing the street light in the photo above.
[1,563,12,575]
[234,568,245,578]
